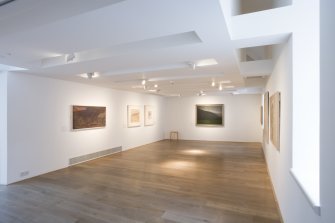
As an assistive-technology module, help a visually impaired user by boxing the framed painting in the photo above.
[260,106,264,125]
[270,92,281,150]
[144,105,154,126]
[263,91,269,143]
[196,104,224,126]
[127,105,141,127]
[72,105,106,130]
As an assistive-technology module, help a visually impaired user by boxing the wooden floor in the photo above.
[0,140,281,223]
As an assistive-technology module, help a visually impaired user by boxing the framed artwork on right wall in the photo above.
[270,92,281,150]
[263,91,269,143]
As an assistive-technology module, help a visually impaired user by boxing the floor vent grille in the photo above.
[69,146,122,165]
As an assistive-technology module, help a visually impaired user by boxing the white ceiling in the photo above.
[0,0,290,97]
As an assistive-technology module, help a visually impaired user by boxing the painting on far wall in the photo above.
[270,92,281,150]
[144,105,154,126]
[127,105,141,127]
[263,91,269,143]
[72,106,106,130]
[196,104,224,126]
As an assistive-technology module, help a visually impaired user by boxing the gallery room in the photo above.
[0,0,334,223]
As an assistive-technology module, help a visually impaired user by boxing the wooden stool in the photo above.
[170,131,179,141]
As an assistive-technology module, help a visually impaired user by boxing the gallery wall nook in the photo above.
[232,0,292,16]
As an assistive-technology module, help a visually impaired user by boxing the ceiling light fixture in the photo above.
[211,81,216,87]
[0,0,15,7]
[65,53,76,62]
[219,84,223,91]
[141,80,146,85]
[86,72,95,79]
[198,90,206,96]
[154,84,158,88]
[188,62,196,70]
[78,72,99,79]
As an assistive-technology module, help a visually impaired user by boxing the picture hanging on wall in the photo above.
[263,91,269,143]
[72,105,106,130]
[196,104,224,126]
[127,105,141,127]
[270,92,281,150]
[144,105,154,126]
[260,106,264,125]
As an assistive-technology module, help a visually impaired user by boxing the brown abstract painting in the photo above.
[72,106,106,130]
[270,92,281,150]
[127,105,141,127]
[263,92,269,143]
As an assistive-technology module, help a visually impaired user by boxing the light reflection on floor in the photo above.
[182,149,207,155]
[160,160,196,169]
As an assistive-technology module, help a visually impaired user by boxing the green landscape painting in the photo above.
[196,104,224,126]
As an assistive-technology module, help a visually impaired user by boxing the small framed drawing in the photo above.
[72,105,106,130]
[196,104,224,126]
[144,105,154,126]
[127,105,141,127]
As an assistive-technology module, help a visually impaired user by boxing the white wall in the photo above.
[262,40,323,223]
[320,0,335,222]
[0,72,8,185]
[164,94,262,142]
[6,72,165,184]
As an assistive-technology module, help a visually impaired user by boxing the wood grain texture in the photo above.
[0,140,281,223]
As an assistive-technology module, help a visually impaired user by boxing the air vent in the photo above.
[69,146,122,165]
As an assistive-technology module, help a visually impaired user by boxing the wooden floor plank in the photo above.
[0,140,281,223]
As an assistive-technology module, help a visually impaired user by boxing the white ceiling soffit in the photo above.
[0,0,297,96]
[0,0,125,37]
[41,31,202,68]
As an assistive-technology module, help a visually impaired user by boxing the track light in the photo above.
[65,53,76,62]
[154,84,158,88]
[211,81,215,87]
[141,80,146,85]
[219,84,223,91]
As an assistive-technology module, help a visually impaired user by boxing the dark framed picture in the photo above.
[72,106,106,130]
[196,104,224,126]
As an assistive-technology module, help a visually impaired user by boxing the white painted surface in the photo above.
[164,95,262,142]
[290,0,320,207]
[6,72,165,184]
[0,72,8,185]
[263,40,322,223]
[320,0,335,222]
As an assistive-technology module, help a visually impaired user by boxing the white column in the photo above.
[320,0,335,222]
[0,71,8,185]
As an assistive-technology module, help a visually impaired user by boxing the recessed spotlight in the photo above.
[141,80,146,85]
[211,81,216,87]
[78,72,99,79]
[65,53,76,62]
[219,84,223,91]
[154,84,158,88]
